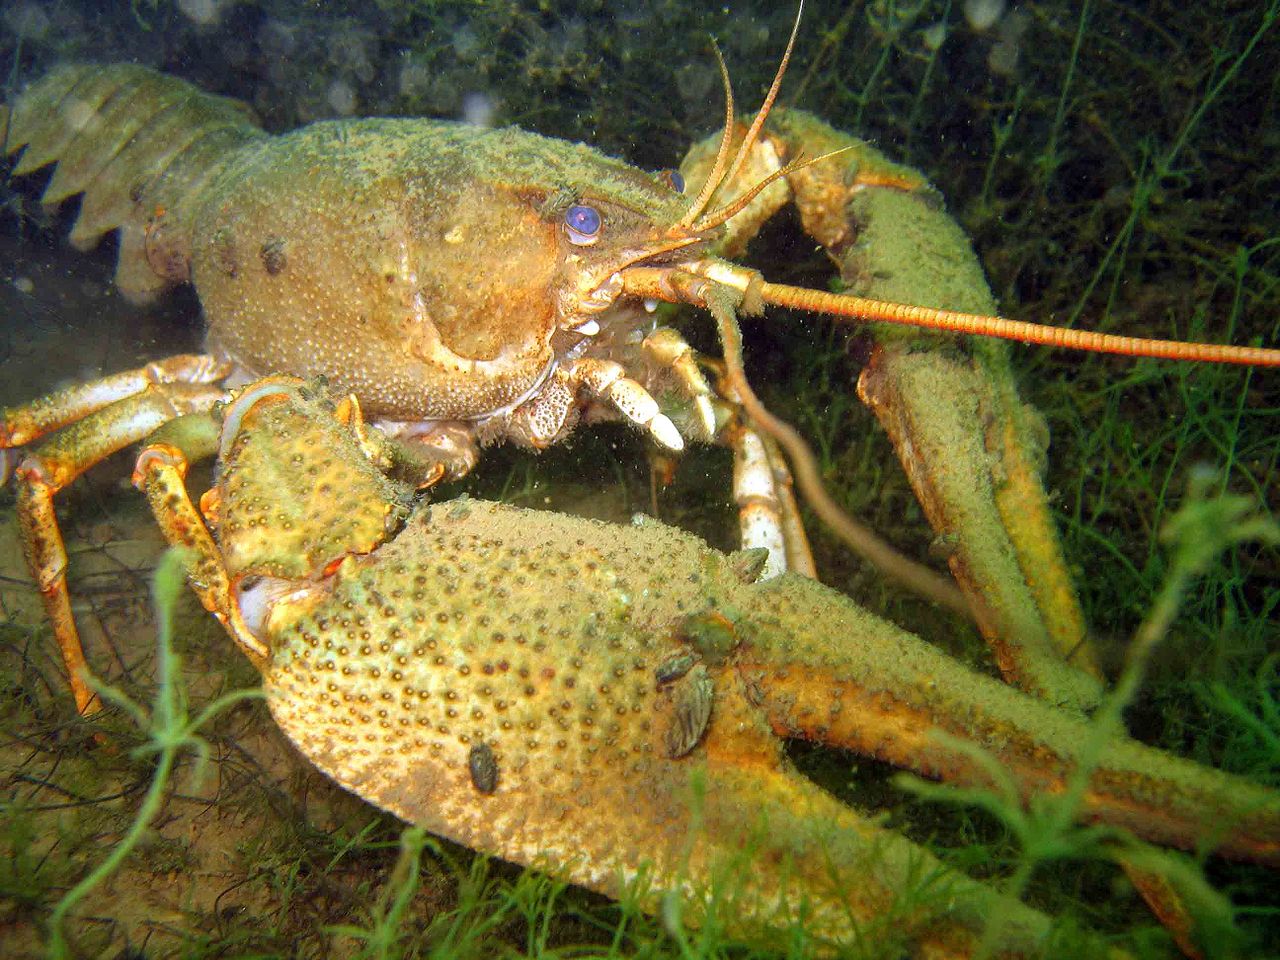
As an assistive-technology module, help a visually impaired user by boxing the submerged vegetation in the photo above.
[1,0,1277,957]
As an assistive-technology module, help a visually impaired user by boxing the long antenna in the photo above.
[756,281,1280,367]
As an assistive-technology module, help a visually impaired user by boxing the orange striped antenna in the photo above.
[758,280,1280,366]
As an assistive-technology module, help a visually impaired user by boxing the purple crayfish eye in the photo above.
[564,203,602,246]
[659,169,685,194]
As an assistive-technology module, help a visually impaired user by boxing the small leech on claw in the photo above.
[468,743,500,795]
[664,664,714,759]
[654,652,697,686]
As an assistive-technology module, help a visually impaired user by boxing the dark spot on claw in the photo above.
[469,742,499,793]
[260,237,287,275]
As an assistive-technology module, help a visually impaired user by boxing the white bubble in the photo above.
[964,0,1006,31]
[461,92,496,128]
[4,4,51,40]
[178,0,224,27]
[12,276,34,295]
[921,21,948,51]
[326,79,357,116]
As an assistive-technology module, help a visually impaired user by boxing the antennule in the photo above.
[710,1,804,220]
[676,42,737,230]
[678,1,806,234]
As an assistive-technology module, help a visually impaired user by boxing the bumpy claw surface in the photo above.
[135,381,1279,957]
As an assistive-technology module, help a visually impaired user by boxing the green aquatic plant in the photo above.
[1197,655,1280,788]
[1031,0,1090,193]
[1070,0,1279,331]
[329,826,431,960]
[44,549,262,959]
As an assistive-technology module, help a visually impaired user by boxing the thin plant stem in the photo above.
[45,550,262,958]
[1036,0,1091,189]
[977,86,1024,218]
[904,0,950,158]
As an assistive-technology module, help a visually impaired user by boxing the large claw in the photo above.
[135,381,1279,957]
[257,501,1066,956]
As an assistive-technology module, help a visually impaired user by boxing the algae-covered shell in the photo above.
[664,664,713,759]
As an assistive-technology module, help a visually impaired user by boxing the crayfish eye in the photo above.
[658,169,685,194]
[564,204,602,246]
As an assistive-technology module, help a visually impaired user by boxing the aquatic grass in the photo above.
[850,2,925,132]
[1030,0,1090,192]
[973,85,1025,224]
[1048,234,1280,694]
[902,0,951,159]
[328,826,431,960]
[1195,655,1280,788]
[319,782,986,960]
[792,324,869,480]
[44,549,262,959]
[0,794,65,913]
[1065,0,1280,331]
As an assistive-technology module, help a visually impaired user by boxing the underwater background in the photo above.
[0,1,1277,957]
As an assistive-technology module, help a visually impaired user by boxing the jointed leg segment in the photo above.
[0,356,230,712]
